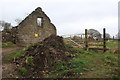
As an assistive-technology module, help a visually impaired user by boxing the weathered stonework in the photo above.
[2,7,57,46]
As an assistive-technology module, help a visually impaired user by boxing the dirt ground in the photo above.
[17,35,69,78]
[2,47,24,78]
[1,38,119,78]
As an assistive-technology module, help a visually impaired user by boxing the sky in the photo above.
[0,0,119,37]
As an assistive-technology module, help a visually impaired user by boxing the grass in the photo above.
[50,62,69,77]
[0,42,16,48]
[106,41,118,49]
[70,59,89,73]
[19,67,28,76]
[97,41,118,49]
[75,50,118,78]
[26,56,34,66]
[5,40,118,78]
[45,41,119,78]
[6,49,26,61]
[112,75,120,79]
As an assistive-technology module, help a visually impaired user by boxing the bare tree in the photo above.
[15,13,29,25]
[0,21,12,30]
[15,18,22,25]
[88,29,102,40]
[105,33,111,40]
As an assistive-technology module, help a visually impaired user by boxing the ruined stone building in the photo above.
[2,7,57,46]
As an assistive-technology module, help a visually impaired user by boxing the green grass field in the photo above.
[106,41,118,49]
[42,41,119,78]
[4,41,119,78]
[46,46,119,78]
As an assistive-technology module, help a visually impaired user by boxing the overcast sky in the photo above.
[0,0,119,36]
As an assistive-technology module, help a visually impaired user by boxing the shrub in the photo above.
[112,75,120,79]
[26,56,34,66]
[19,67,27,75]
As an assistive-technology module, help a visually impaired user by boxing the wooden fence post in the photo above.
[113,36,114,40]
[103,28,106,52]
[85,29,88,50]
[81,35,82,39]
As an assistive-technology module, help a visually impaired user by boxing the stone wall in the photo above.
[2,7,57,46]
[2,28,17,43]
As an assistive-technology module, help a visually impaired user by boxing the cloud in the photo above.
[0,0,119,36]
[57,16,118,36]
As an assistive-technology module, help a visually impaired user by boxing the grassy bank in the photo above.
[45,46,119,78]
